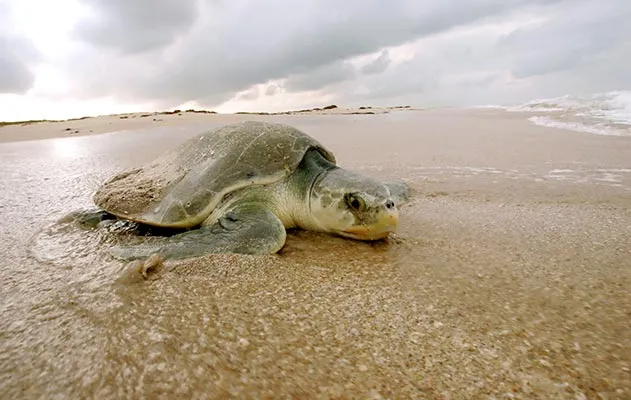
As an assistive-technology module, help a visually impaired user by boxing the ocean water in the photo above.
[492,90,631,136]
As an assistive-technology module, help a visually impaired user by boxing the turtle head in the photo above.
[308,168,399,241]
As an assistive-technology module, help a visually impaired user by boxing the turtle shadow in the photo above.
[278,229,405,268]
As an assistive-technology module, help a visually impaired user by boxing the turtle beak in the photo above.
[342,207,399,241]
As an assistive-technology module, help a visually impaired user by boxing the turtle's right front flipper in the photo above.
[109,204,287,261]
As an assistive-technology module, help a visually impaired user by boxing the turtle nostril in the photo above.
[385,200,395,209]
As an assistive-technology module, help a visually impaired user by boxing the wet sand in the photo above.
[1,108,630,399]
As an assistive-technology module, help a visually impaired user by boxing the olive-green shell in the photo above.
[93,121,336,228]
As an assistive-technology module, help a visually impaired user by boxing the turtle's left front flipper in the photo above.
[110,204,287,261]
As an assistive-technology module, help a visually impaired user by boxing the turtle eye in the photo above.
[345,193,366,211]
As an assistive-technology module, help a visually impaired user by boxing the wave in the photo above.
[499,90,631,136]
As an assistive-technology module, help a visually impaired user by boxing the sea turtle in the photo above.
[84,121,409,261]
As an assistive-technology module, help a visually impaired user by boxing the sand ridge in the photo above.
[0,105,414,143]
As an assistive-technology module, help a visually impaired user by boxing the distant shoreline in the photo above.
[0,104,414,127]
[0,104,419,143]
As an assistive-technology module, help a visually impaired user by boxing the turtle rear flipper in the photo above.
[63,208,116,228]
[109,204,286,261]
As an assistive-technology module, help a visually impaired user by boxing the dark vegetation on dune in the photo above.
[0,116,91,127]
[235,104,340,115]
[137,109,217,118]
[0,120,49,127]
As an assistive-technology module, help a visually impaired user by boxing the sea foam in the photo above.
[497,90,631,136]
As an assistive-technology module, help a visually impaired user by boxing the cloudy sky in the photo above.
[1,0,630,121]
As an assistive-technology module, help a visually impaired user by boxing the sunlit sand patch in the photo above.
[51,137,85,158]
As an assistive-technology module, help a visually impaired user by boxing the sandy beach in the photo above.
[0,105,396,143]
[1,107,630,399]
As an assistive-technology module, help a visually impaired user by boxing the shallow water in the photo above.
[2,111,631,398]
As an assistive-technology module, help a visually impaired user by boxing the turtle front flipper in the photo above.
[109,204,287,261]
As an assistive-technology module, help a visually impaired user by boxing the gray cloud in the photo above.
[0,5,40,94]
[265,84,280,96]
[67,0,564,106]
[55,0,630,108]
[236,86,260,101]
[361,50,391,75]
[73,0,200,54]
[0,37,38,94]
[284,61,356,92]
[499,0,631,79]
[329,0,631,107]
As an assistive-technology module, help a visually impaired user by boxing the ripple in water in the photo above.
[27,210,167,268]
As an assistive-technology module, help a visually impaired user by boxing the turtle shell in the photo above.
[93,121,336,228]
